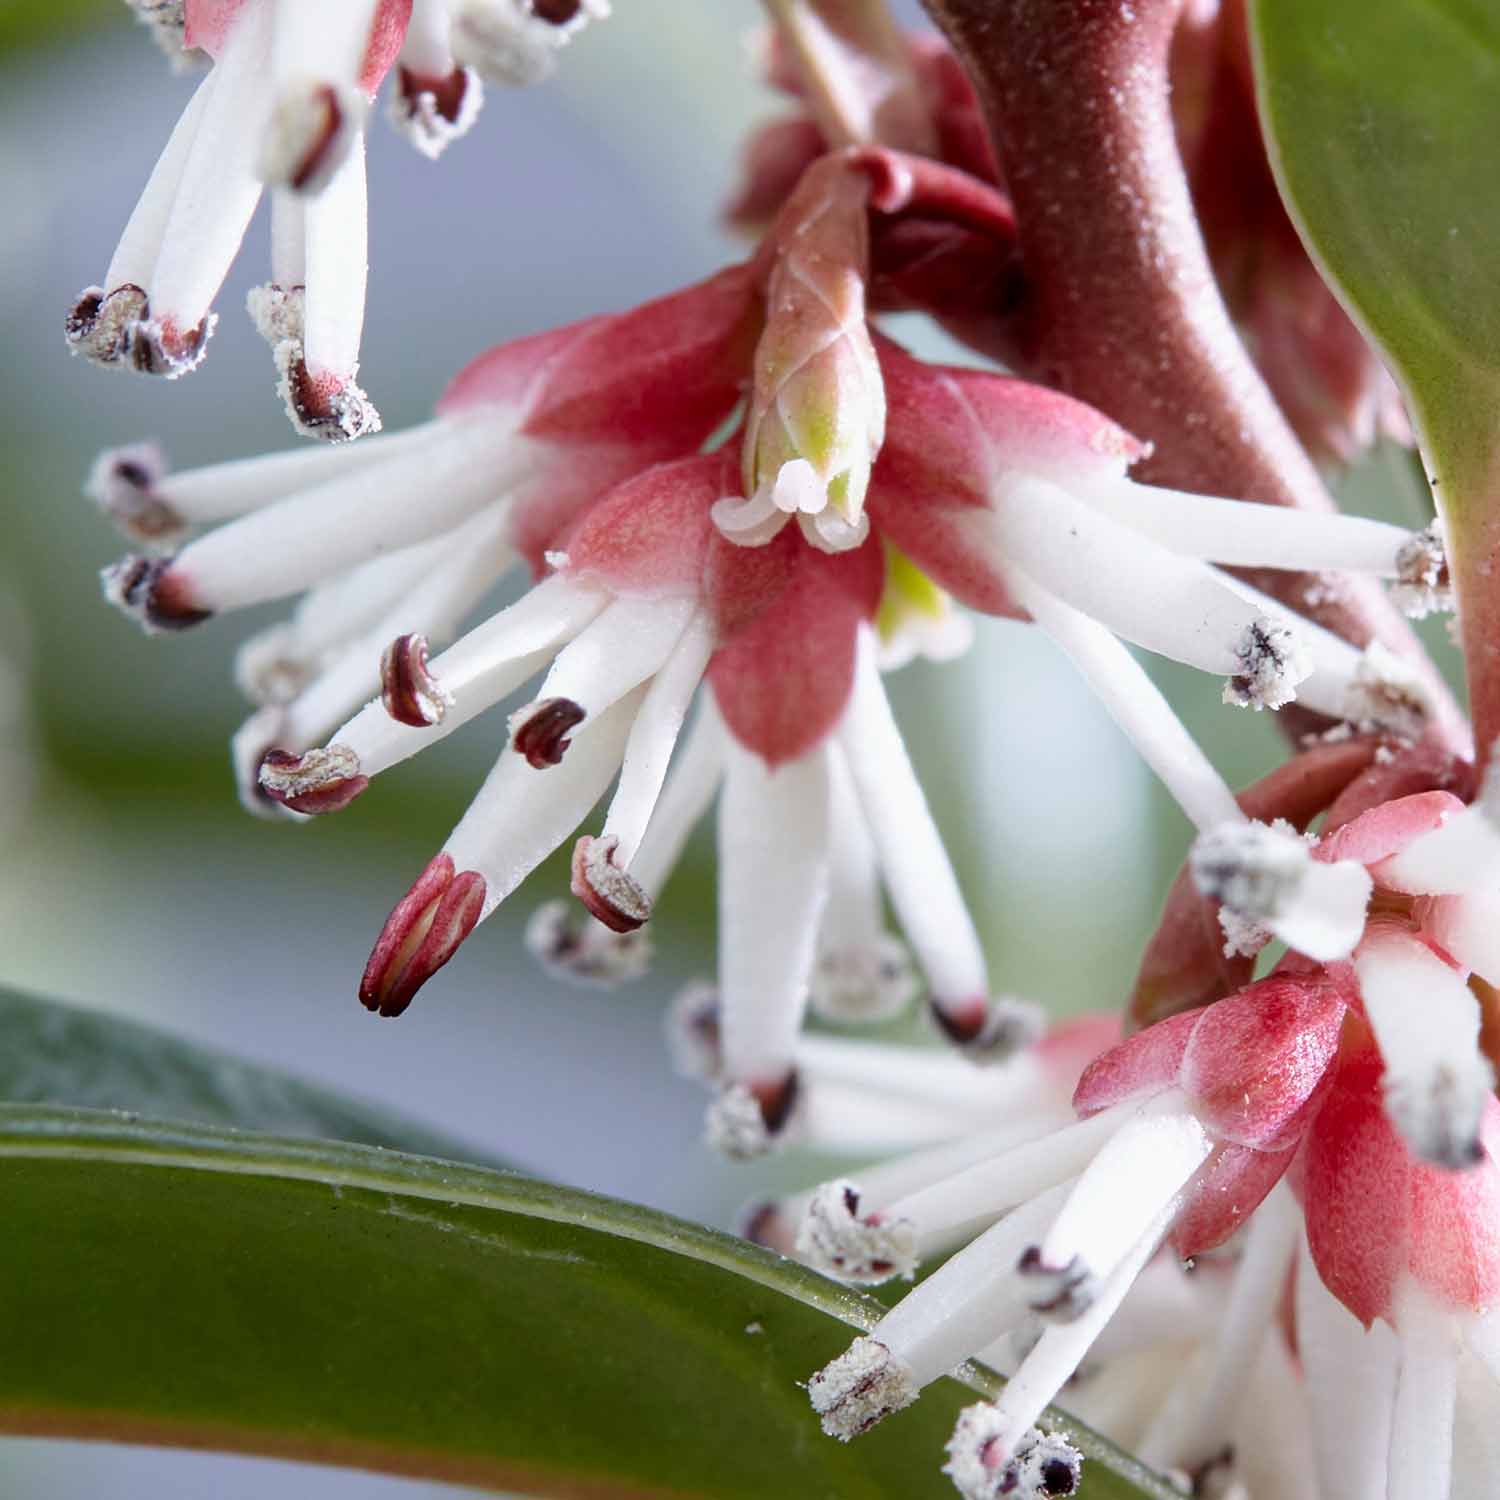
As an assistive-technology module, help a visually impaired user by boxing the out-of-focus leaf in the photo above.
[0,985,502,1164]
[0,0,118,54]
[0,1105,1179,1499]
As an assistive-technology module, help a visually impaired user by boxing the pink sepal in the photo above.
[707,530,884,766]
[437,266,756,452]
[184,0,249,54]
[1172,1141,1297,1258]
[558,454,728,599]
[360,0,412,93]
[1316,789,1465,876]
[1072,1009,1200,1117]
[1319,741,1473,836]
[1302,1039,1500,1327]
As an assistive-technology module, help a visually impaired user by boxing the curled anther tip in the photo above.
[810,936,918,1025]
[1347,641,1432,737]
[381,633,452,727]
[807,1337,917,1442]
[1387,1063,1493,1170]
[510,697,587,768]
[1223,617,1310,711]
[360,852,487,1018]
[257,744,369,816]
[665,981,722,1081]
[934,994,1048,1062]
[260,81,351,194]
[390,65,483,159]
[100,554,211,634]
[570,834,652,933]
[523,898,651,987]
[1392,521,1453,619]
[231,706,297,821]
[68,284,213,376]
[1189,820,1305,914]
[944,1409,1083,1500]
[1017,1245,1097,1320]
[796,1180,917,1284]
[277,354,382,443]
[704,1074,801,1161]
[85,442,185,544]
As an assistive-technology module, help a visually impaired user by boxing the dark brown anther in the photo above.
[101,554,212,633]
[1017,1245,1094,1317]
[257,746,369,816]
[396,65,471,126]
[288,85,343,193]
[381,633,450,727]
[65,283,151,366]
[928,994,988,1047]
[512,698,586,768]
[280,355,381,443]
[736,1200,792,1255]
[360,853,487,1017]
[569,834,652,933]
[751,1070,801,1137]
[531,0,583,23]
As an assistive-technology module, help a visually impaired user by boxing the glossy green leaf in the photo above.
[0,1105,1178,1499]
[0,986,501,1165]
[1251,0,1500,519]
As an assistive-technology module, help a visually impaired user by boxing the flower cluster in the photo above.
[66,4,1500,1498]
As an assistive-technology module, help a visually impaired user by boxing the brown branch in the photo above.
[920,0,1468,754]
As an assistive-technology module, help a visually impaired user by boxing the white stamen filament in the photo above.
[881,1104,1131,1258]
[1388,1281,1460,1500]
[1087,476,1419,576]
[335,575,606,776]
[301,135,368,380]
[445,687,644,920]
[401,0,458,73]
[1354,926,1494,1167]
[836,626,989,1014]
[1380,765,1500,894]
[976,1196,1180,1469]
[1420,890,1500,987]
[710,488,789,548]
[599,612,715,864]
[1295,1239,1398,1500]
[717,741,832,1087]
[867,1186,1073,1389]
[624,698,727,896]
[1008,571,1243,831]
[268,187,305,285]
[119,422,436,529]
[272,0,380,100]
[988,475,1308,682]
[149,1,273,335]
[1034,1102,1211,1304]
[793,1083,995,1154]
[1137,1183,1300,1471]
[103,73,215,291]
[170,414,528,609]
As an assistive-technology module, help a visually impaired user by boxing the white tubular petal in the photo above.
[1009,571,1242,832]
[794,1038,1040,1119]
[1296,1238,1397,1500]
[1382,765,1500,895]
[336,575,606,776]
[1466,1309,1500,1390]
[1230,1335,1320,1500]
[1190,820,1373,963]
[1388,1281,1460,1500]
[117,422,437,530]
[170,415,528,609]
[625,697,726,896]
[979,1198,1178,1470]
[1355,924,1495,1168]
[1088,476,1418,575]
[870,1185,1072,1389]
[1137,1183,1300,1472]
[882,1105,1130,1257]
[1083,1254,1227,1367]
[836,626,989,1016]
[794,1083,988,1155]
[149,0,273,333]
[717,741,832,1088]
[274,510,513,747]
[597,612,714,864]
[990,476,1310,685]
[1452,1345,1500,1500]
[445,687,642,919]
[1030,1102,1211,1315]
[103,71,216,290]
[301,134,367,381]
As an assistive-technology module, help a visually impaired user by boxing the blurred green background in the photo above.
[0,0,1448,1494]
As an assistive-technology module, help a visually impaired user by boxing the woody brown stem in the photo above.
[920,0,1468,754]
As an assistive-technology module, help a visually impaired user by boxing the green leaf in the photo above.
[0,1105,1177,1500]
[0,986,501,1165]
[1251,0,1500,743]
